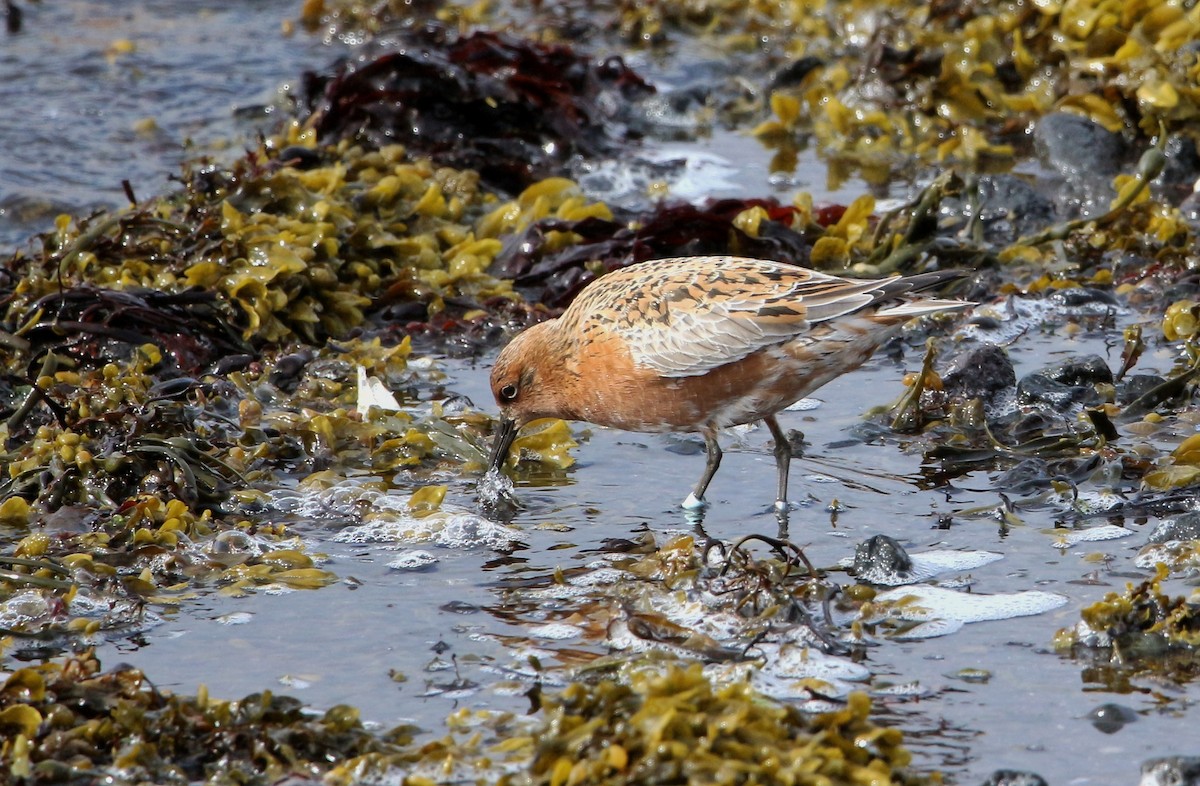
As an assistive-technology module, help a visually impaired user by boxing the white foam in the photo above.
[863,584,1068,639]
[477,468,518,509]
[386,550,439,570]
[1051,525,1134,548]
[215,611,253,626]
[526,623,583,640]
[841,549,1004,586]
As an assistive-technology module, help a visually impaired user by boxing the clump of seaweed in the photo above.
[301,25,654,193]
[309,0,1200,187]
[503,664,928,786]
[1056,563,1200,655]
[0,648,932,786]
[0,649,419,784]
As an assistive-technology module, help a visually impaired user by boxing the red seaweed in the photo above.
[302,25,654,193]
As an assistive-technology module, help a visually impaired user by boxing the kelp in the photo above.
[490,197,818,307]
[301,25,654,193]
[505,665,928,786]
[0,650,420,784]
[309,0,1200,187]
[0,648,932,786]
[1055,564,1200,688]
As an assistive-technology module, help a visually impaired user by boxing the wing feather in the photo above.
[587,258,846,377]
[564,256,963,378]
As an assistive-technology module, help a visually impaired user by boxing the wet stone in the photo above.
[1154,134,1200,204]
[1118,374,1169,405]
[1040,354,1114,388]
[1141,756,1200,786]
[1017,355,1113,409]
[989,409,1075,444]
[942,343,1016,401]
[1033,112,1127,179]
[1147,512,1200,544]
[768,55,824,90]
[1045,287,1121,314]
[1016,372,1100,409]
[301,25,654,192]
[979,771,1049,786]
[1087,702,1138,734]
[994,459,1047,495]
[852,534,913,584]
[972,174,1056,244]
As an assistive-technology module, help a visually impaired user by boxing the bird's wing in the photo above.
[586,257,889,378]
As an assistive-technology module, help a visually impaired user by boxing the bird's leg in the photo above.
[764,415,792,512]
[682,430,722,510]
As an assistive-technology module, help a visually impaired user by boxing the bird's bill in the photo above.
[486,417,519,473]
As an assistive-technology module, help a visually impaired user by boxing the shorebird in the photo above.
[485,256,969,511]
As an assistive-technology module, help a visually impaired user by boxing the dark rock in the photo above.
[995,458,1055,496]
[1017,355,1113,409]
[1147,512,1200,544]
[276,146,323,170]
[1017,372,1100,409]
[1040,354,1114,388]
[769,56,824,90]
[300,25,654,193]
[1087,701,1138,734]
[269,350,314,391]
[1155,134,1200,204]
[979,771,1048,786]
[1046,287,1120,312]
[942,344,1016,401]
[1118,374,1168,405]
[996,454,1103,496]
[1181,191,1200,229]
[1034,112,1126,179]
[989,408,1075,444]
[974,174,1056,243]
[852,534,912,584]
[1141,756,1200,786]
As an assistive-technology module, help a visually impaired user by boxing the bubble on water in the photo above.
[1052,524,1133,547]
[872,681,935,698]
[215,611,253,625]
[785,397,822,411]
[863,584,1068,639]
[567,567,627,586]
[387,550,439,571]
[278,674,312,689]
[840,548,1004,586]
[477,467,519,509]
[527,623,582,640]
[274,482,523,549]
[334,512,522,550]
[0,590,52,627]
[770,643,871,682]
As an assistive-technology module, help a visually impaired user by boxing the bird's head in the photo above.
[486,321,567,472]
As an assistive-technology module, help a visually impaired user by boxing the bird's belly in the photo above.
[573,324,891,434]
[577,347,860,433]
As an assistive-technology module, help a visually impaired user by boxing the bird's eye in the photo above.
[499,383,518,402]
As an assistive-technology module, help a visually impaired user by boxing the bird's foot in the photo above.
[682,492,709,511]
[772,499,791,537]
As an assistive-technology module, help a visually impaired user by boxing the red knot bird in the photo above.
[485,255,970,511]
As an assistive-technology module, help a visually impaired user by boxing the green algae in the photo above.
[7,0,1200,780]
[504,665,929,786]
[0,649,932,786]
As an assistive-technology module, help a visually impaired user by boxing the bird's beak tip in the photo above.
[486,417,519,473]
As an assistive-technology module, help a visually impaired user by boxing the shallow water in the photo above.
[92,329,1195,785]
[3,4,1198,785]
[0,0,326,249]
